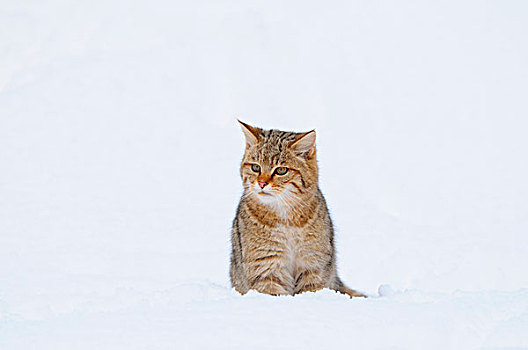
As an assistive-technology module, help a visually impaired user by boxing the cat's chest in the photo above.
[273,225,302,240]
[272,225,308,256]
[271,225,315,278]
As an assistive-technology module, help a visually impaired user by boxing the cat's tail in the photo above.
[333,277,367,298]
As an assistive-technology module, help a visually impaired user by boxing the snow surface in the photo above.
[1,0,527,348]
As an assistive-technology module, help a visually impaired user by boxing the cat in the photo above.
[230,121,366,298]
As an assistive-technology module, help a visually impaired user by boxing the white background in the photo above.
[1,0,527,348]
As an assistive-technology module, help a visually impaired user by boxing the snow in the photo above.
[1,0,527,348]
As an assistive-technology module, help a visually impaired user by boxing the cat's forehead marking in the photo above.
[255,129,298,165]
[244,128,303,167]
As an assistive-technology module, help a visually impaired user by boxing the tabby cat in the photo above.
[230,121,365,298]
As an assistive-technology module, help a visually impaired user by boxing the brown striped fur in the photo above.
[230,121,365,298]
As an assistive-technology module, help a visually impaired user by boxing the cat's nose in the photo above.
[258,181,268,189]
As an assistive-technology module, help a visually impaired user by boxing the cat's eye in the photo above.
[251,164,261,173]
[274,167,288,175]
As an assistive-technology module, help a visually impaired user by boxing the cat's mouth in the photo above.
[257,191,273,196]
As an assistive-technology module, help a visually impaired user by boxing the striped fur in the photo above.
[230,121,365,298]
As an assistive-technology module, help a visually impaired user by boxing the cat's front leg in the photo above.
[294,269,326,294]
[244,253,294,295]
[251,275,291,296]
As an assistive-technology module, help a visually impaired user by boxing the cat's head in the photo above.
[238,121,318,206]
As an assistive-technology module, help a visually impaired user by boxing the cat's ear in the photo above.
[238,120,260,147]
[291,130,316,159]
